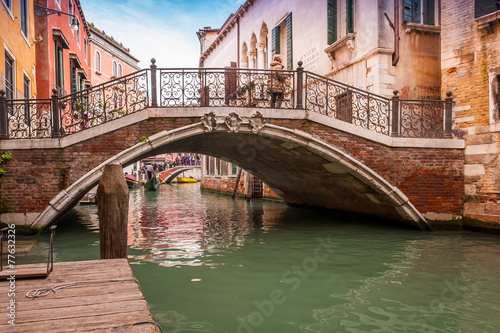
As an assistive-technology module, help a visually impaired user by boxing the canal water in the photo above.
[20,183,500,332]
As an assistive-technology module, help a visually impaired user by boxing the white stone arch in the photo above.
[31,111,429,231]
[249,33,257,68]
[241,42,248,68]
[259,22,269,69]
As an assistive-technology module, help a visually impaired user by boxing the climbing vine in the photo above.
[0,152,12,192]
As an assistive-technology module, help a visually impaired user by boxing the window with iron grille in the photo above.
[403,0,435,25]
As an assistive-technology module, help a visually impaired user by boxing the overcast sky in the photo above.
[80,0,245,68]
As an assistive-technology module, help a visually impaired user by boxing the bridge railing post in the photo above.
[51,88,62,138]
[0,90,8,140]
[150,58,158,107]
[444,91,453,138]
[390,90,400,137]
[296,61,304,109]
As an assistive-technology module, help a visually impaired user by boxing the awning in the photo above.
[52,29,70,49]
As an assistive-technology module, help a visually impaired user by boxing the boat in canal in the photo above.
[143,176,159,191]
[176,177,198,183]
[125,174,138,188]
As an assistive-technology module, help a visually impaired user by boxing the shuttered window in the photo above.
[328,0,337,44]
[346,0,353,33]
[475,0,500,18]
[286,13,293,69]
[271,26,280,56]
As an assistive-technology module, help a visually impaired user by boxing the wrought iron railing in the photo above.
[0,59,453,140]
[305,72,391,135]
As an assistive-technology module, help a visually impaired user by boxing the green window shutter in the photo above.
[286,12,292,69]
[327,0,337,44]
[271,26,280,56]
[346,0,353,33]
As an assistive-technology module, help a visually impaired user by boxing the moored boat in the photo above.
[176,177,198,183]
[125,174,138,189]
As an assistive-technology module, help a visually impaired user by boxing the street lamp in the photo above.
[34,4,79,31]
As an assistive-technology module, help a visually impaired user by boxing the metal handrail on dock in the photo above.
[0,225,56,279]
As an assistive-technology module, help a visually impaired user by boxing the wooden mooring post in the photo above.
[97,164,129,259]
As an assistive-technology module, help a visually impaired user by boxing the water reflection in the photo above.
[45,184,500,332]
[127,183,283,267]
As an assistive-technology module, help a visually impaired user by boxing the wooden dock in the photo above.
[0,259,161,332]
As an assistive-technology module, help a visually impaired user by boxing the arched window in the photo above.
[95,51,101,72]
[112,60,117,77]
[118,64,123,77]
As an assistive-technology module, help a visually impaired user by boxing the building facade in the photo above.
[199,0,441,99]
[198,0,443,203]
[88,24,140,87]
[441,0,500,227]
[1,0,37,99]
[34,0,90,99]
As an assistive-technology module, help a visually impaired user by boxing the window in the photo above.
[230,163,238,176]
[272,12,293,69]
[23,75,30,124]
[55,40,64,94]
[68,0,74,26]
[475,0,500,18]
[327,0,354,44]
[327,0,337,44]
[77,18,81,47]
[23,75,30,98]
[95,51,101,72]
[215,158,221,176]
[84,38,88,62]
[2,0,12,13]
[20,0,28,38]
[112,61,117,77]
[404,0,435,25]
[118,64,123,77]
[5,52,14,100]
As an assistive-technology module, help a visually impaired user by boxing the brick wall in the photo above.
[1,117,463,224]
[441,0,500,227]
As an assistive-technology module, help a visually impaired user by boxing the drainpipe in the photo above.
[237,17,240,68]
[393,0,400,66]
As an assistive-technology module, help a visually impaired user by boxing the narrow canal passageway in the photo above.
[16,183,500,333]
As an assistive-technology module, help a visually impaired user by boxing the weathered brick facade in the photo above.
[0,116,463,228]
[441,0,500,227]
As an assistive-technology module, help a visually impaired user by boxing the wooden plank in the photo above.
[0,312,160,333]
[0,268,48,279]
[0,259,160,332]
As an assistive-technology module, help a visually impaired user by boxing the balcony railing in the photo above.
[0,59,453,140]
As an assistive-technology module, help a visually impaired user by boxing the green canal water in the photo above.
[20,183,500,332]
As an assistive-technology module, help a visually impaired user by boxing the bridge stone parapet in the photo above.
[0,107,464,231]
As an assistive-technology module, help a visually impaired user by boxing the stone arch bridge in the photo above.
[0,63,464,231]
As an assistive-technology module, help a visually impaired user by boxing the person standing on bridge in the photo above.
[267,54,285,108]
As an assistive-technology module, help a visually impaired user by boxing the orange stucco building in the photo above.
[88,24,140,86]
[1,0,37,99]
